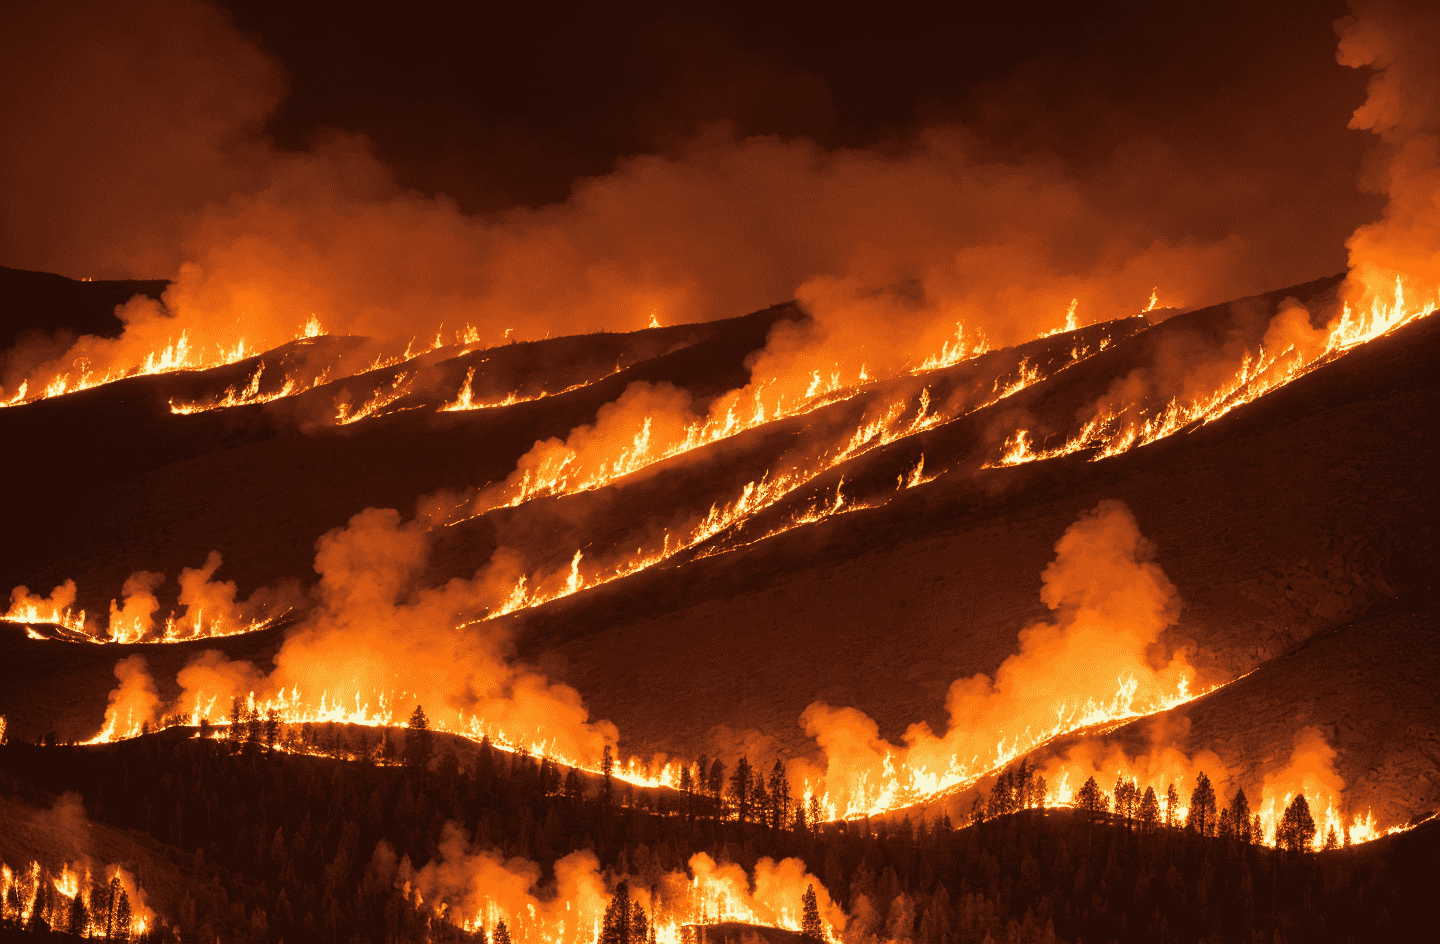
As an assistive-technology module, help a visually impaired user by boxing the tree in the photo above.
[263,708,280,749]
[801,885,824,944]
[1322,825,1340,850]
[1164,783,1181,828]
[113,884,131,943]
[1077,776,1104,815]
[730,757,752,822]
[1138,786,1160,830]
[1278,793,1317,853]
[493,919,513,944]
[708,758,726,805]
[769,759,792,829]
[1187,772,1217,837]
[404,705,432,771]
[601,880,633,944]
[630,900,649,944]
[1229,788,1252,844]
[229,698,243,742]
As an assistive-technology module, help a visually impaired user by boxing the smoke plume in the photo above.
[1336,0,1440,308]
[166,505,617,764]
[802,500,1196,815]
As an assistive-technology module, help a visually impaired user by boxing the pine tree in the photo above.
[113,885,131,943]
[1278,794,1317,853]
[1139,786,1160,829]
[1077,776,1104,815]
[630,899,649,944]
[263,707,280,748]
[229,698,243,742]
[730,757,752,822]
[494,919,513,944]
[1165,783,1181,828]
[801,885,824,944]
[404,705,432,771]
[769,759,791,829]
[601,880,633,944]
[1229,788,1252,844]
[1187,772,1217,837]
[1322,825,1340,850]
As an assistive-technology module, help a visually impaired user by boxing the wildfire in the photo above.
[335,371,415,424]
[0,859,152,940]
[989,277,1437,469]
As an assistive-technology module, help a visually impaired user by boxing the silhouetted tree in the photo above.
[730,757,752,822]
[229,698,243,743]
[601,880,633,944]
[1164,783,1181,828]
[801,884,823,944]
[1077,776,1104,815]
[769,759,791,829]
[1278,794,1316,853]
[1229,788,1252,844]
[404,705,432,771]
[1187,772,1217,837]
[1139,786,1160,829]
[263,708,280,749]
[493,919,513,944]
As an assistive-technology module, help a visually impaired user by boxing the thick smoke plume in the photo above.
[403,823,843,944]
[1336,0,1440,308]
[158,506,617,764]
[802,501,1195,815]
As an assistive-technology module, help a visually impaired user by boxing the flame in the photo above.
[298,313,325,339]
[0,858,154,939]
[335,371,415,425]
[1144,287,1160,312]
[990,278,1436,468]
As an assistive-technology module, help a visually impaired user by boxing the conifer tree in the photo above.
[1165,783,1181,828]
[404,704,432,771]
[1229,788,1252,844]
[730,757,753,822]
[494,919,513,944]
[1077,776,1104,815]
[769,758,791,829]
[1187,772,1217,837]
[601,881,632,944]
[1278,794,1317,853]
[1139,786,1160,829]
[801,885,824,944]
[1323,825,1340,850]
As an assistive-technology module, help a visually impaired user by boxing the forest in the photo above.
[0,713,1432,943]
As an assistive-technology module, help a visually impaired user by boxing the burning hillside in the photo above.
[3,1,1440,942]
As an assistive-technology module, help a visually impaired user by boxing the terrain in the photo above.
[1,266,1437,943]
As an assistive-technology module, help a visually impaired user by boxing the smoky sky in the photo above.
[0,0,1381,284]
[227,0,1374,212]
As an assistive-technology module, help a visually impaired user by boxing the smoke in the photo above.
[106,572,163,643]
[407,823,843,943]
[802,500,1196,815]
[95,656,162,742]
[409,824,608,941]
[1258,725,1347,840]
[1,1,1379,405]
[166,505,617,763]
[7,552,296,642]
[1336,0,1440,307]
[471,381,701,515]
